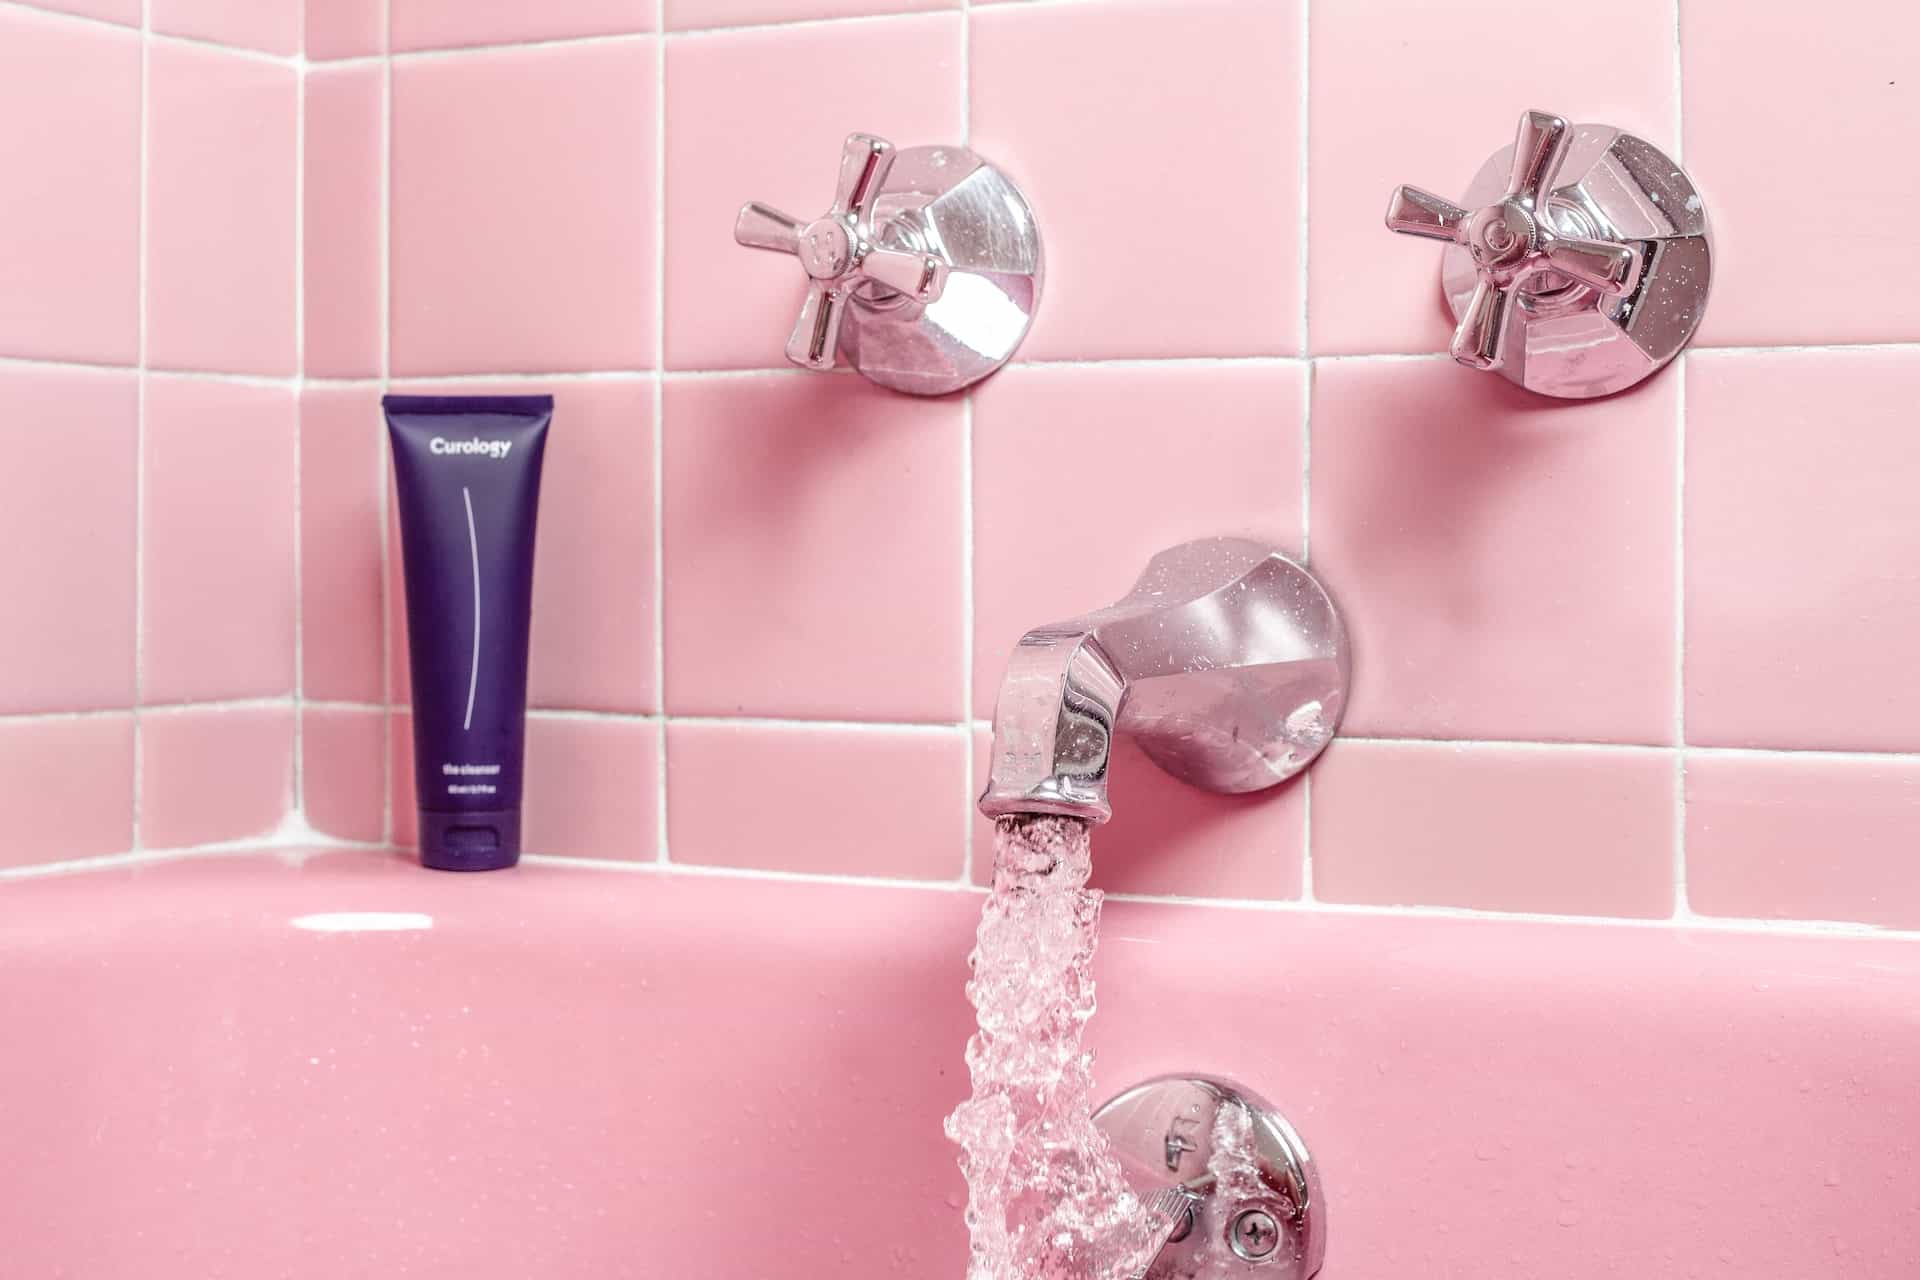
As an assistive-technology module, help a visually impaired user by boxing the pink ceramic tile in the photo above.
[152,0,300,55]
[662,14,962,369]
[301,386,385,703]
[523,716,658,860]
[389,710,415,846]
[147,43,297,376]
[664,0,953,30]
[662,375,963,722]
[303,706,385,843]
[391,42,654,375]
[1310,359,1678,744]
[972,363,1304,719]
[143,378,297,703]
[1687,752,1920,930]
[0,721,133,871]
[391,0,650,51]
[0,368,137,714]
[1684,6,1919,345]
[0,716,133,868]
[0,9,139,365]
[1308,0,1675,355]
[971,0,1299,360]
[388,380,656,714]
[23,0,140,22]
[304,65,383,379]
[969,728,1305,899]
[306,0,384,59]
[1311,739,1675,917]
[667,721,964,877]
[139,706,294,848]
[1686,349,1920,750]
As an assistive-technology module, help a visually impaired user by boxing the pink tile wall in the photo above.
[0,10,312,869]
[4,0,1919,938]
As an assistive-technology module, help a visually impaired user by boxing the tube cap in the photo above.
[417,809,521,872]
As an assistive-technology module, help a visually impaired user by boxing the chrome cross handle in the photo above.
[734,133,950,371]
[1387,110,1645,372]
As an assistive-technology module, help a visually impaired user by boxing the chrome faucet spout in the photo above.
[978,538,1350,824]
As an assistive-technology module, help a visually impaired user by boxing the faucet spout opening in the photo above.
[978,627,1126,824]
[978,538,1350,826]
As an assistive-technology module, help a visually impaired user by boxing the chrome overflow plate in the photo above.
[1386,108,1712,398]
[1096,1075,1326,1279]
[735,132,1043,396]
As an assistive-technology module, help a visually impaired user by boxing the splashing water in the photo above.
[945,815,1157,1280]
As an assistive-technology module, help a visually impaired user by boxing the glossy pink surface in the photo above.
[390,0,653,52]
[523,716,660,861]
[302,707,386,845]
[662,375,964,723]
[667,720,965,878]
[664,0,954,27]
[299,386,385,704]
[1685,349,1920,751]
[1311,739,1676,917]
[303,65,384,380]
[0,367,137,714]
[971,0,1300,359]
[142,377,296,704]
[390,41,655,375]
[146,43,297,376]
[139,706,295,849]
[0,8,140,366]
[1682,2,1920,346]
[1310,358,1678,744]
[151,0,299,55]
[1687,751,1920,930]
[3,851,1918,1277]
[0,717,133,869]
[305,0,384,59]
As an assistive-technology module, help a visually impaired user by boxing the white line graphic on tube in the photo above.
[462,485,481,732]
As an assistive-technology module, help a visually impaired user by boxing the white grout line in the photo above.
[956,0,975,888]
[1294,0,1314,899]
[0,833,389,881]
[384,29,656,62]
[1672,354,1692,919]
[1668,0,1691,923]
[652,11,670,867]
[291,36,308,819]
[1295,0,1310,360]
[1670,0,1685,165]
[958,389,977,885]
[1298,772,1315,903]
[130,0,151,853]
[378,15,394,847]
[0,697,306,726]
[662,7,957,42]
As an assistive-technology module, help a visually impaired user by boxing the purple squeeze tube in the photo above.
[384,395,552,871]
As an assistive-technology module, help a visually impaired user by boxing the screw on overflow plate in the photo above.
[1229,1207,1284,1263]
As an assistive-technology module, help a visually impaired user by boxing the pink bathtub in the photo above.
[3,849,1917,1278]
